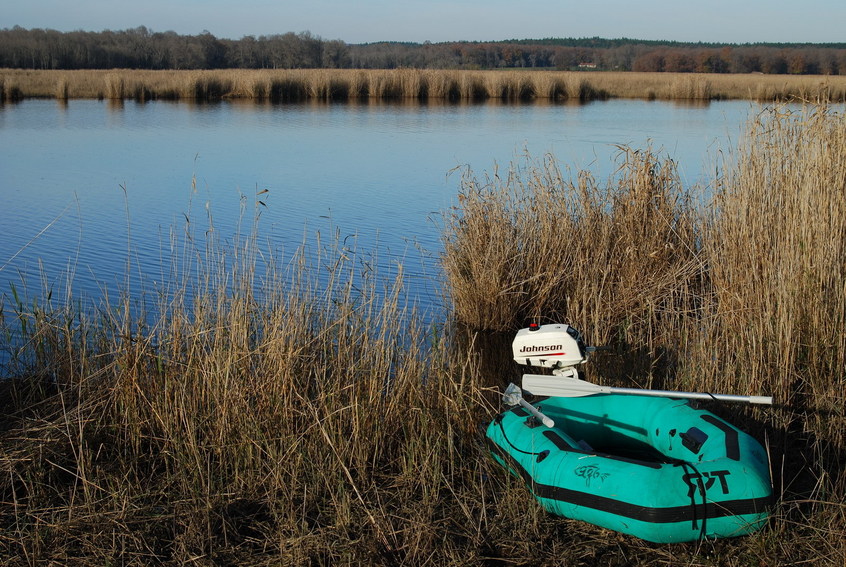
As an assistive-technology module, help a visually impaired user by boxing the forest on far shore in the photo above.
[2,26,846,74]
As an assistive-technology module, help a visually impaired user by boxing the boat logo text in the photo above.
[575,464,609,487]
[519,344,563,354]
[682,470,731,498]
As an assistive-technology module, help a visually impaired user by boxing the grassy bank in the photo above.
[1,104,845,565]
[2,68,846,103]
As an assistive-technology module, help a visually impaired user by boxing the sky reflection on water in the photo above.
[1,98,755,316]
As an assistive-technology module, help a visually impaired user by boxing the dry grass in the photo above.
[0,209,500,565]
[705,105,846,434]
[1,104,845,565]
[3,68,846,103]
[441,148,702,348]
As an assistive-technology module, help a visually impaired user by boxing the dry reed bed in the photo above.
[3,68,846,103]
[0,224,498,564]
[1,105,845,565]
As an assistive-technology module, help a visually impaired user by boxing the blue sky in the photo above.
[5,0,845,44]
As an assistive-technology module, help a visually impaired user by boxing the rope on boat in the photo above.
[494,415,547,459]
[673,459,709,539]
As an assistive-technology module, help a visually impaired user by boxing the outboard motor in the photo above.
[512,323,590,378]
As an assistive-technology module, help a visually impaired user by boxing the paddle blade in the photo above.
[522,374,774,405]
[522,374,606,397]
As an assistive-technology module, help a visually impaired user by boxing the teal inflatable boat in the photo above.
[485,324,773,543]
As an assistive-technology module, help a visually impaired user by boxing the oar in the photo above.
[503,382,555,427]
[522,374,773,405]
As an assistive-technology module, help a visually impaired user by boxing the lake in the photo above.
[0,98,757,317]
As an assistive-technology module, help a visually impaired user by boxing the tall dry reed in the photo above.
[441,148,702,362]
[703,105,846,425]
[54,78,69,101]
[104,72,125,99]
[0,201,502,564]
[0,76,22,102]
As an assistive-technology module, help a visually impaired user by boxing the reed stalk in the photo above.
[54,78,69,101]
[104,72,125,100]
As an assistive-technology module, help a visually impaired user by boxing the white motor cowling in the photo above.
[511,323,588,370]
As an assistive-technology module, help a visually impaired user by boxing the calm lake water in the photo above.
[0,98,758,317]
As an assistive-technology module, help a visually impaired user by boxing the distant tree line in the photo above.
[2,26,845,74]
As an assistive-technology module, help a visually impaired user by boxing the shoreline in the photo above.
[3,68,846,103]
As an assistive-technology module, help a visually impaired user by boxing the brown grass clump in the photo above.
[0,212,498,564]
[441,148,702,352]
[0,76,22,102]
[104,72,125,99]
[54,78,69,100]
